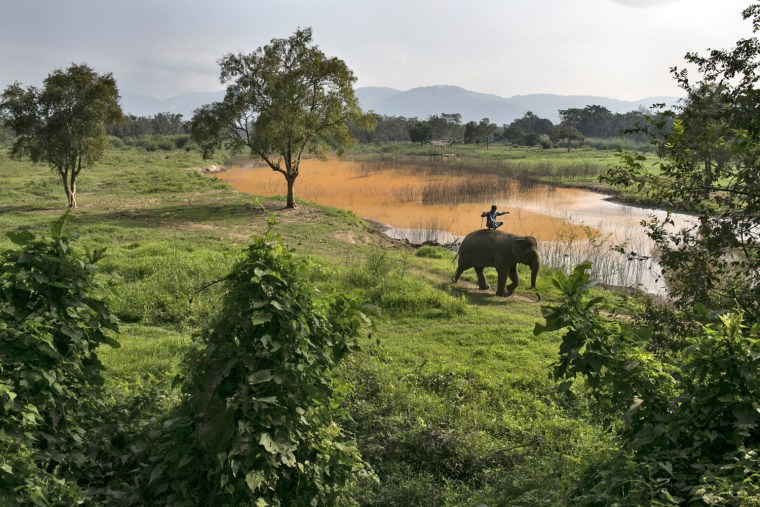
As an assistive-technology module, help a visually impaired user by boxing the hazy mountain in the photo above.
[120,85,680,126]
[120,90,225,119]
[359,85,526,125]
[356,85,680,124]
[355,86,403,105]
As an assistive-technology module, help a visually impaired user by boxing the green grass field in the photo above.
[0,144,633,505]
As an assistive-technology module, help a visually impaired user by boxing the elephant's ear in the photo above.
[515,237,538,247]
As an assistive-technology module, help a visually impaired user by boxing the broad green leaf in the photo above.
[259,433,280,454]
[251,311,272,326]
[245,471,265,492]
[248,370,273,385]
[733,406,758,427]
[149,463,166,485]
[657,461,673,476]
[253,396,279,406]
[50,211,70,240]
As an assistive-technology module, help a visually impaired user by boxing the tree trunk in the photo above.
[286,175,296,208]
[59,170,77,208]
[69,170,78,208]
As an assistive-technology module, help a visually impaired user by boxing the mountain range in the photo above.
[120,85,680,125]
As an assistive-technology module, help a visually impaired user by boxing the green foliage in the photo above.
[0,63,123,208]
[343,249,466,317]
[605,5,760,322]
[118,134,191,152]
[0,213,119,504]
[343,304,606,506]
[535,262,760,505]
[192,27,371,208]
[99,241,232,327]
[145,233,374,506]
[415,245,453,259]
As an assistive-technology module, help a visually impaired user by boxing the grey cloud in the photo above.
[605,0,686,7]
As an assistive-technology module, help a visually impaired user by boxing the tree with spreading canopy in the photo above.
[0,64,122,208]
[606,3,760,321]
[463,117,498,148]
[556,108,586,151]
[533,7,760,503]
[191,28,369,208]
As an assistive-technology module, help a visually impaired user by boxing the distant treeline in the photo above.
[107,112,190,138]
[350,105,659,148]
[0,105,657,152]
[106,112,192,151]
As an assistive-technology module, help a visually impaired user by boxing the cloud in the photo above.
[606,0,685,8]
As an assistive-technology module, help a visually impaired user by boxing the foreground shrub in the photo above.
[535,263,760,505]
[0,214,119,505]
[145,232,374,506]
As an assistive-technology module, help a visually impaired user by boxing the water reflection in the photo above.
[217,159,691,294]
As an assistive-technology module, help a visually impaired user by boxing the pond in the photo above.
[216,158,692,294]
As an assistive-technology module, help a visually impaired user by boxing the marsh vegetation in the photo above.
[219,153,688,293]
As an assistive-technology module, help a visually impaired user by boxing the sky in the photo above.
[0,0,754,101]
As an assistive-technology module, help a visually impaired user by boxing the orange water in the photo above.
[217,159,594,241]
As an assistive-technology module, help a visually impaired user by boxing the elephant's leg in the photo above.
[453,265,465,283]
[474,267,490,290]
[495,267,509,296]
[506,265,519,295]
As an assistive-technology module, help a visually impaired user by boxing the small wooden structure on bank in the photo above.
[429,138,459,157]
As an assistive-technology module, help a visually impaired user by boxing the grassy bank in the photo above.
[0,145,624,505]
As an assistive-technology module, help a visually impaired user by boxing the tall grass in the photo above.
[356,155,607,186]
[540,224,661,292]
[421,178,514,205]
[343,249,466,317]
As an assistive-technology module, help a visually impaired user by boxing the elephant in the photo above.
[453,229,540,297]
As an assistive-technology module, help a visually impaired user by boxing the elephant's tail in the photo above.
[451,252,459,264]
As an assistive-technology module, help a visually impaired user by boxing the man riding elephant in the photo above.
[454,229,539,297]
[481,204,509,230]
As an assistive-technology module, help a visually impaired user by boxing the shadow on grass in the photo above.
[72,201,273,230]
[446,281,542,307]
[0,204,67,215]
[447,282,510,307]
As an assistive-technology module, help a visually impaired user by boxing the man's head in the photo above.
[491,205,497,211]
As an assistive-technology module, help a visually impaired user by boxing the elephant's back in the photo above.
[462,229,512,244]
[459,229,511,257]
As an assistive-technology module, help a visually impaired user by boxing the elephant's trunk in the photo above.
[530,258,539,288]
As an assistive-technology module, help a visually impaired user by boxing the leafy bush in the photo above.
[0,214,119,505]
[144,232,374,506]
[108,135,126,149]
[535,263,760,505]
[174,135,191,149]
